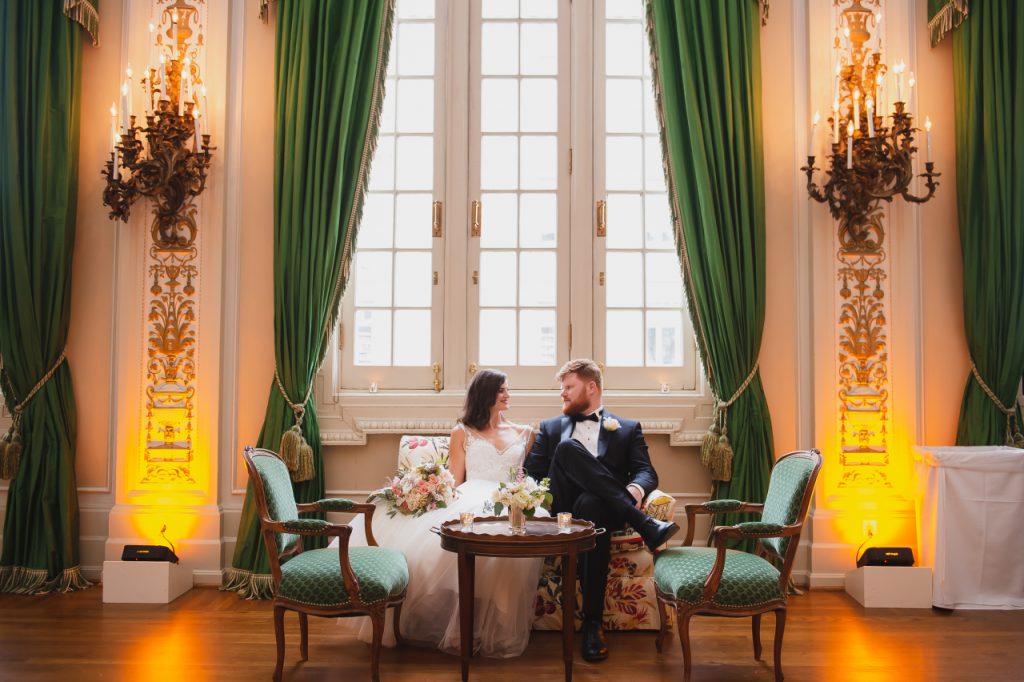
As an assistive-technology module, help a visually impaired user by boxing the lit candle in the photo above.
[925,116,933,161]
[853,89,860,131]
[908,72,916,113]
[833,99,840,145]
[192,107,200,149]
[865,97,874,137]
[833,63,841,104]
[201,85,208,136]
[109,102,117,151]
[159,53,166,101]
[895,61,905,102]
[120,80,129,130]
[172,10,179,58]
[809,110,820,156]
[125,64,133,122]
[876,73,885,122]
[148,23,155,74]
[113,132,120,180]
[181,56,191,115]
[847,120,854,169]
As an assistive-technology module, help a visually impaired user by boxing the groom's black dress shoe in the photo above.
[582,618,609,662]
[639,518,680,552]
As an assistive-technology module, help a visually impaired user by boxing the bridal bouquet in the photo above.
[490,467,552,517]
[369,459,458,518]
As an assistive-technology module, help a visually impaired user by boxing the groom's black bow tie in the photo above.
[571,412,600,423]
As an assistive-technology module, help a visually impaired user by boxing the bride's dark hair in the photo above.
[459,369,508,430]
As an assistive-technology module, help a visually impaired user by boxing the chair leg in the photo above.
[299,612,309,661]
[655,594,671,653]
[677,610,694,682]
[392,602,405,646]
[752,613,763,660]
[369,605,386,682]
[773,608,787,682]
[273,605,286,682]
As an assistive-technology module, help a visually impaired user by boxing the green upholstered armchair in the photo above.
[652,449,822,682]
[243,447,409,682]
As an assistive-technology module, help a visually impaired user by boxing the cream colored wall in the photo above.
[0,0,966,587]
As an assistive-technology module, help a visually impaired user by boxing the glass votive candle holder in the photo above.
[460,511,475,532]
[557,512,573,531]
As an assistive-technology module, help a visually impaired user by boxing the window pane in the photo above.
[519,310,557,365]
[645,252,683,308]
[519,193,557,247]
[482,0,518,19]
[480,251,517,306]
[354,309,392,365]
[520,23,557,75]
[520,136,557,189]
[645,136,665,191]
[646,310,683,366]
[480,193,518,248]
[605,193,643,248]
[397,23,434,76]
[606,310,643,366]
[482,78,518,132]
[606,251,642,307]
[520,78,557,132]
[394,251,432,307]
[606,79,642,133]
[397,79,434,133]
[521,0,558,19]
[395,135,433,191]
[479,309,517,365]
[369,135,395,191]
[393,310,431,365]
[606,0,643,20]
[394,193,433,248]
[606,23,643,77]
[396,0,434,19]
[355,252,393,306]
[481,136,518,189]
[482,23,519,75]
[519,252,556,306]
[645,194,674,249]
[357,193,394,249]
[606,136,642,190]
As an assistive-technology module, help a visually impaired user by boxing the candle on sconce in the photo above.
[109,102,117,151]
[809,110,820,156]
[201,85,209,136]
[172,10,179,58]
[908,72,916,113]
[120,80,129,130]
[925,116,933,161]
[182,56,191,115]
[125,64,133,122]
[853,89,860,130]
[192,108,200,149]
[894,61,905,102]
[159,53,167,102]
[847,120,854,169]
[865,97,874,137]
[833,99,840,145]
[875,73,885,122]
[148,22,155,74]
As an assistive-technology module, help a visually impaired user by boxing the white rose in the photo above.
[603,417,621,432]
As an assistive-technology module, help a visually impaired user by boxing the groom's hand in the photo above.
[627,483,644,509]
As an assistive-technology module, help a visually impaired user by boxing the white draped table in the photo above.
[913,445,1024,609]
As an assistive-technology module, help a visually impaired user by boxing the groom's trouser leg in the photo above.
[572,492,622,621]
[548,439,647,528]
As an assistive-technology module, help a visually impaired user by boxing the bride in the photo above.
[338,368,545,657]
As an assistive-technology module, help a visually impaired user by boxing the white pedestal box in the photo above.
[844,566,932,608]
[102,560,193,604]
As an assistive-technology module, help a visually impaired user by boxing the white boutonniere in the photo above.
[603,417,621,432]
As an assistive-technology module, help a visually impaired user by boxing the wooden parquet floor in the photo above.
[1,586,1022,681]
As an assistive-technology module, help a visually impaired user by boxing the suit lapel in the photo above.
[559,416,573,443]
[597,411,609,458]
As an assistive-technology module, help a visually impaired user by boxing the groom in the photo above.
[525,358,679,662]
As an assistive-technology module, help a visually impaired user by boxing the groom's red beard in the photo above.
[561,394,590,417]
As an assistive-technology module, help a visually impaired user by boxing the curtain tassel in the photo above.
[279,414,313,483]
[0,420,20,481]
[701,407,733,483]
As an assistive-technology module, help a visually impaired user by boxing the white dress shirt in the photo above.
[572,407,645,504]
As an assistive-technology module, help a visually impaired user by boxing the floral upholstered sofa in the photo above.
[396,435,677,631]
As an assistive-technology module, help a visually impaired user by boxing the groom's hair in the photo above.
[556,358,603,390]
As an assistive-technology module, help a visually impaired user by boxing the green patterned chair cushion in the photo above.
[278,547,409,607]
[702,499,744,512]
[317,497,356,512]
[251,453,301,554]
[735,522,784,535]
[654,547,783,607]
[760,455,816,557]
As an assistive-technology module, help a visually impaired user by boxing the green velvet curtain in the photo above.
[225,0,395,599]
[952,1,1024,446]
[647,0,774,547]
[0,0,90,593]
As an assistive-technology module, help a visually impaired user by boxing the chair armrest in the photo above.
[680,502,764,546]
[295,499,381,547]
[265,519,352,539]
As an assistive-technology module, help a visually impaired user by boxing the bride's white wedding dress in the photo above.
[336,425,544,658]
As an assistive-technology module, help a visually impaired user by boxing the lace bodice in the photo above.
[463,426,529,483]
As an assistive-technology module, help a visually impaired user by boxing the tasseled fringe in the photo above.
[0,424,19,480]
[221,568,274,600]
[700,408,734,482]
[63,0,100,46]
[928,0,969,47]
[0,565,92,595]
[279,424,314,482]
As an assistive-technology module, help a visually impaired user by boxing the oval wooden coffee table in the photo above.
[434,516,599,682]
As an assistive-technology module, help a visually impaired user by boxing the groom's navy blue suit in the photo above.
[524,411,658,621]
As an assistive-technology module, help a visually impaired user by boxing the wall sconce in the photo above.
[102,2,214,248]
[801,0,939,247]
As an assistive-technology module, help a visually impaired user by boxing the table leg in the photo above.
[458,549,475,681]
[561,549,577,682]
